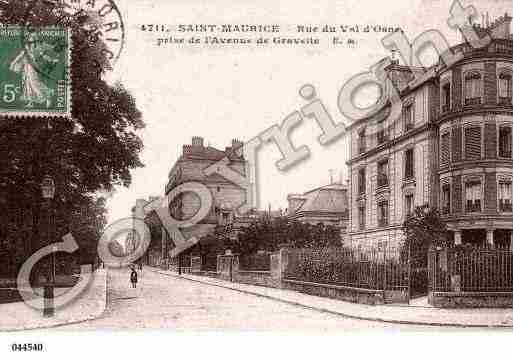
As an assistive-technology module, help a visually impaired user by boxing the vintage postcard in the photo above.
[1,0,513,356]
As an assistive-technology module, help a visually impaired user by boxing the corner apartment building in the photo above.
[347,14,513,250]
[140,137,248,265]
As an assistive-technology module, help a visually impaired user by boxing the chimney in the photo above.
[192,136,204,147]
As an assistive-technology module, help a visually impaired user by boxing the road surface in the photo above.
[60,267,454,330]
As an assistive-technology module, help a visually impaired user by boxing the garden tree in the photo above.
[0,2,144,260]
[68,197,108,263]
[235,217,342,255]
[402,204,448,266]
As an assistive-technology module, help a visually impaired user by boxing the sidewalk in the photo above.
[150,268,513,328]
[0,269,107,331]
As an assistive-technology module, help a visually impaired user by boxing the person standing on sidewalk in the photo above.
[130,268,138,288]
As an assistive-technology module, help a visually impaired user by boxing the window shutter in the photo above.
[441,133,450,165]
[465,127,481,160]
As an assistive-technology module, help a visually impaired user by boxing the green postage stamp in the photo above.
[0,26,71,117]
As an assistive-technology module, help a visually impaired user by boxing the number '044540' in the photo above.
[2,84,20,103]
[11,343,44,352]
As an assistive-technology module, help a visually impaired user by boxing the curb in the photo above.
[151,268,513,329]
[0,271,108,332]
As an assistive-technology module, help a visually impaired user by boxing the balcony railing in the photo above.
[464,97,481,106]
[404,122,414,131]
[441,104,450,113]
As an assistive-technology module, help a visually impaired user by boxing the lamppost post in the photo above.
[41,175,55,318]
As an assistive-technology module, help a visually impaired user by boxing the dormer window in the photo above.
[498,73,512,105]
[464,72,482,105]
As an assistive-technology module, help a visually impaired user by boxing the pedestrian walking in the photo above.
[130,268,138,288]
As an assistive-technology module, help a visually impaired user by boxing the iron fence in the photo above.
[429,247,513,292]
[239,253,271,271]
[283,246,408,291]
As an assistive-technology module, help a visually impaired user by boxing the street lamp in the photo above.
[41,175,55,318]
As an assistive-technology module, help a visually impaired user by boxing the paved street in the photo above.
[59,268,456,330]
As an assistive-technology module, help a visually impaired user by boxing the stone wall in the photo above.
[190,249,405,305]
[429,291,513,308]
[282,279,385,305]
[234,271,279,288]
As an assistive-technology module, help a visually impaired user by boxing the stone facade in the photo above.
[348,15,513,250]
[139,137,248,265]
[348,70,438,248]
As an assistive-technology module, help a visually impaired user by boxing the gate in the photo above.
[217,254,238,282]
[408,245,429,298]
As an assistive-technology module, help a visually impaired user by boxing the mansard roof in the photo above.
[289,183,348,216]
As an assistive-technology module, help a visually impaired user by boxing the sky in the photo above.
[99,0,510,223]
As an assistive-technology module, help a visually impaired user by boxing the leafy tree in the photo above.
[0,1,144,261]
[402,204,448,266]
[236,217,342,255]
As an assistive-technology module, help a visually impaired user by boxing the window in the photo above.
[498,180,512,212]
[404,103,414,131]
[442,83,451,112]
[377,160,388,187]
[217,186,221,192]
[498,73,512,105]
[377,120,387,144]
[464,72,481,105]
[358,129,366,154]
[441,184,451,214]
[404,148,414,179]
[358,168,366,195]
[465,181,482,212]
[377,201,389,227]
[405,194,414,217]
[440,132,450,166]
[358,205,365,229]
[464,126,482,160]
[499,126,512,158]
